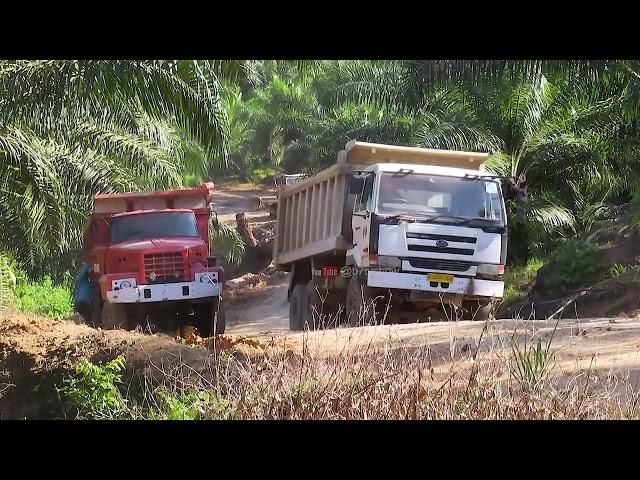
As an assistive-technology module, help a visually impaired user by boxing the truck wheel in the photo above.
[289,285,306,331]
[304,280,341,330]
[87,284,103,328]
[195,299,226,336]
[461,300,495,321]
[346,276,393,326]
[346,276,375,326]
[101,301,128,330]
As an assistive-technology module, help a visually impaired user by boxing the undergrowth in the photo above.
[14,276,73,317]
[53,326,637,420]
[503,257,544,305]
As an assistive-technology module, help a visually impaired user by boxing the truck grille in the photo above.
[143,252,186,284]
[407,245,474,255]
[407,258,473,272]
[406,232,477,244]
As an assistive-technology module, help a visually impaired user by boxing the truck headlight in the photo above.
[198,273,217,284]
[120,280,132,289]
[477,264,505,276]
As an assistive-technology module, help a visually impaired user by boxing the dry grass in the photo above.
[4,306,640,419]
[132,314,640,420]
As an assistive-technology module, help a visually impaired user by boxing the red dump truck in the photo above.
[74,183,226,335]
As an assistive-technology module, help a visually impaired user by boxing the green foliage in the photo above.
[13,275,73,317]
[209,220,245,266]
[503,258,544,305]
[0,254,17,309]
[155,390,238,420]
[511,334,555,392]
[249,166,277,181]
[157,390,211,420]
[631,189,640,222]
[609,263,630,278]
[535,240,603,295]
[59,355,129,420]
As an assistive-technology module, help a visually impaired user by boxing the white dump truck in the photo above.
[273,141,508,330]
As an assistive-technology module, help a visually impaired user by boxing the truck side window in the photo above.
[357,173,375,212]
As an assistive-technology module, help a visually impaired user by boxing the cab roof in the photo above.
[110,208,196,219]
[366,162,500,179]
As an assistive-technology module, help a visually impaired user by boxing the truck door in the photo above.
[352,172,375,266]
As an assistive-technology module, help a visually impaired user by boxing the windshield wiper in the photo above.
[445,216,501,227]
[383,212,430,221]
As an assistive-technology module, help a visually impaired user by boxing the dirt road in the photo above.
[214,180,276,229]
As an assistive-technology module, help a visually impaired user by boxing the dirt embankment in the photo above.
[4,307,640,418]
[500,214,640,320]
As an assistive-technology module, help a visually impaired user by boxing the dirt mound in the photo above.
[501,213,640,320]
[0,309,279,419]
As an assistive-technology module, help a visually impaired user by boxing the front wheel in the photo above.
[195,299,226,337]
[346,276,391,327]
[101,301,129,330]
[461,300,496,321]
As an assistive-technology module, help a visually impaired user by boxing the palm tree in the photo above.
[0,60,255,276]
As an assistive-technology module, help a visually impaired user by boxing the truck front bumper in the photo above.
[367,271,503,298]
[106,281,222,304]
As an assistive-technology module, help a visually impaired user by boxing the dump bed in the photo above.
[93,182,215,214]
[273,142,489,267]
[84,182,216,258]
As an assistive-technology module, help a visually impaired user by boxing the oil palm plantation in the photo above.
[228,60,640,263]
[0,60,256,276]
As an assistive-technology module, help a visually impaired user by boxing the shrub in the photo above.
[153,390,238,420]
[534,240,603,295]
[0,254,17,310]
[503,257,544,305]
[14,275,73,317]
[59,355,129,420]
[630,189,640,222]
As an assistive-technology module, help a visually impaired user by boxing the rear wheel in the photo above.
[289,285,306,331]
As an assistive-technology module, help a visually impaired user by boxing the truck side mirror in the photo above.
[348,174,365,196]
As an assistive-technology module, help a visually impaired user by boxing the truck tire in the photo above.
[346,276,374,326]
[461,300,495,322]
[303,280,342,330]
[87,284,103,328]
[346,276,393,327]
[101,301,128,330]
[289,285,306,331]
[195,299,226,336]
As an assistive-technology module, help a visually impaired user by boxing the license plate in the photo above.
[427,273,454,283]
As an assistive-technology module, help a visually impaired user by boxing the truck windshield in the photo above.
[110,212,200,243]
[377,172,505,225]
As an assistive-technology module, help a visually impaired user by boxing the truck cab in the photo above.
[75,183,226,335]
[346,162,506,320]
